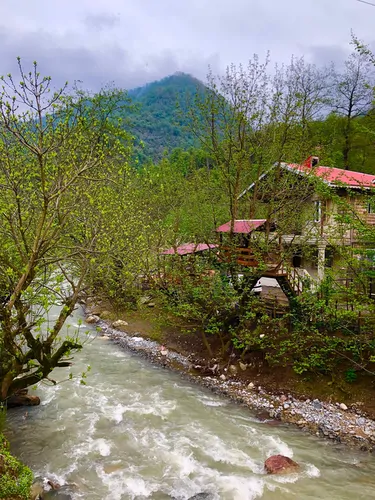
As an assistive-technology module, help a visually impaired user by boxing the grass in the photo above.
[0,434,33,500]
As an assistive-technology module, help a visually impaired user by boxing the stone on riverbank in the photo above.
[229,364,237,375]
[112,319,129,329]
[86,315,100,324]
[7,393,40,408]
[264,455,300,474]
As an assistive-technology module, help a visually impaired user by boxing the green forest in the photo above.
[125,56,375,175]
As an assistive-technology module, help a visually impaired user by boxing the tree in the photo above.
[0,59,132,400]
[333,51,374,169]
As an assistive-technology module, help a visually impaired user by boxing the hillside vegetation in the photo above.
[126,72,203,162]
[125,65,375,173]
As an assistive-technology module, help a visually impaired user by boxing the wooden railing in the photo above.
[218,246,316,296]
[218,246,259,267]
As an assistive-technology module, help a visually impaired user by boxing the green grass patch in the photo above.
[0,434,33,500]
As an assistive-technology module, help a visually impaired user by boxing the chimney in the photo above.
[302,155,319,169]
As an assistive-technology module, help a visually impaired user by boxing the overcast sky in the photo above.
[0,0,374,91]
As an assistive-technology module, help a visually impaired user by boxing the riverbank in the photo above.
[84,302,375,453]
[0,433,33,499]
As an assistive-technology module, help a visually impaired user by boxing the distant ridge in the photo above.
[125,73,206,163]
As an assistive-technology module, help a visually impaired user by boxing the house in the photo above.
[217,156,375,296]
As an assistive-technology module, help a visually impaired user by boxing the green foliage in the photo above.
[345,367,357,383]
[0,60,134,399]
[0,434,33,500]
[126,73,204,163]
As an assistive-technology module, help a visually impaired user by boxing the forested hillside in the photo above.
[126,72,203,162]
[125,63,375,173]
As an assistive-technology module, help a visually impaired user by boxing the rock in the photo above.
[247,382,255,389]
[30,479,44,500]
[112,319,129,329]
[47,479,61,490]
[147,302,155,308]
[239,362,247,371]
[339,403,348,411]
[229,364,237,375]
[220,374,226,381]
[283,403,290,410]
[160,349,168,356]
[7,394,40,408]
[313,399,322,410]
[356,417,366,426]
[264,455,300,474]
[86,315,100,324]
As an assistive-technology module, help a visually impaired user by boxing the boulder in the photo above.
[86,315,100,324]
[239,362,247,371]
[264,455,300,474]
[7,394,40,408]
[339,403,348,411]
[30,479,44,500]
[112,319,129,329]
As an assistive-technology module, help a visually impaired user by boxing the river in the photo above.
[5,307,375,499]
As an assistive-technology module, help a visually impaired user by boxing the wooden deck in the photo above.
[218,246,313,297]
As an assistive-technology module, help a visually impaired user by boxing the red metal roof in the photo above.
[285,163,375,188]
[161,243,217,256]
[216,219,267,233]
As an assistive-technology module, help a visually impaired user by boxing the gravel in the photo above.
[93,316,375,452]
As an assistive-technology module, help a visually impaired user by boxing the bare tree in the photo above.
[333,51,374,169]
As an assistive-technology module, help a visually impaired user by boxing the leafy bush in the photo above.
[0,434,33,500]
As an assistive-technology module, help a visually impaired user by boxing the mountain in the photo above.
[126,73,205,163]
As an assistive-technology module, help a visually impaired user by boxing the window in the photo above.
[325,247,334,268]
[367,202,374,214]
[314,200,322,223]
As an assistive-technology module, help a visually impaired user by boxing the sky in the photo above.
[0,0,374,91]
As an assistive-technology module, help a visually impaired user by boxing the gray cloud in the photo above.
[0,0,374,92]
[84,12,120,32]
[0,27,219,92]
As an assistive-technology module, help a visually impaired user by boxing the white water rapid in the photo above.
[6,307,375,499]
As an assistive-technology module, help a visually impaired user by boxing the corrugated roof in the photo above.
[285,163,375,188]
[161,243,217,255]
[216,219,267,233]
[239,160,375,199]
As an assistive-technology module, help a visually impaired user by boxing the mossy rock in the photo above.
[0,434,33,499]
